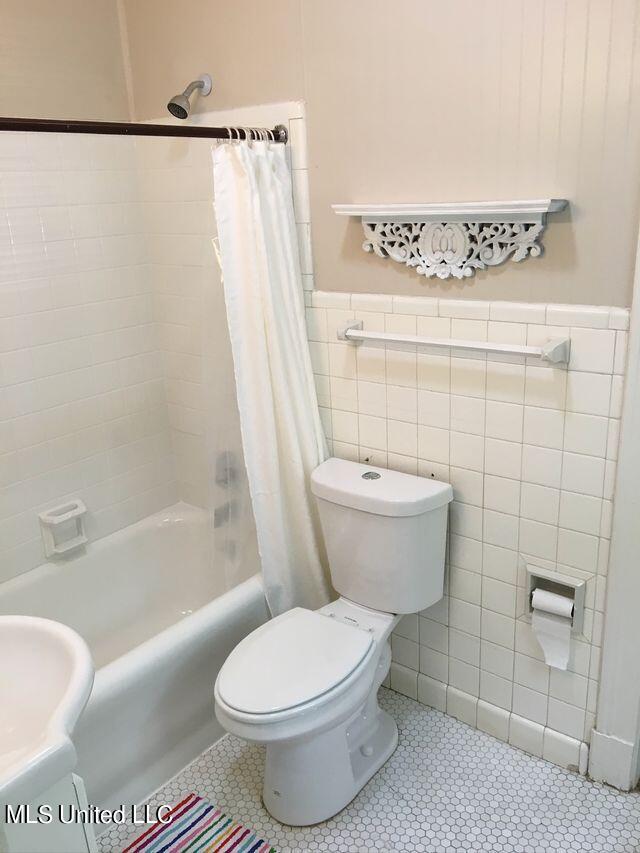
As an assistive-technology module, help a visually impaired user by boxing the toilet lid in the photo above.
[217,608,374,715]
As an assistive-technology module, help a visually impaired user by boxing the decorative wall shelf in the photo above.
[333,199,568,281]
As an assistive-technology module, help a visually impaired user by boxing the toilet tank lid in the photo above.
[311,458,453,517]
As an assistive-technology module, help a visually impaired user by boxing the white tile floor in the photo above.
[99,689,640,853]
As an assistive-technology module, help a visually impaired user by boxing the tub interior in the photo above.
[0,502,258,668]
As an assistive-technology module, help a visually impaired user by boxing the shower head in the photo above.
[167,74,212,119]
[167,93,190,120]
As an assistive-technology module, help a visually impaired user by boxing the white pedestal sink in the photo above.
[0,616,96,853]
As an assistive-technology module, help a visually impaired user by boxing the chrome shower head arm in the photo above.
[182,74,212,99]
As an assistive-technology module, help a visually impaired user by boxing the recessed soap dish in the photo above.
[39,499,88,558]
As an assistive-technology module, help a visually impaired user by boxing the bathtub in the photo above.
[0,502,269,810]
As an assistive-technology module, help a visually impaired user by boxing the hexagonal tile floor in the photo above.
[98,689,640,853]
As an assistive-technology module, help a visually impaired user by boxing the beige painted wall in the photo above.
[1,1,638,303]
[128,2,640,305]
[18,0,640,305]
[304,0,640,307]
[0,0,131,120]
[123,0,304,119]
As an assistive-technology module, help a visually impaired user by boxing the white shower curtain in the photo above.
[212,140,332,616]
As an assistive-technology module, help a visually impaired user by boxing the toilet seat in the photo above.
[216,607,374,716]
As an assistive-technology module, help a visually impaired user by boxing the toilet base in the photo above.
[262,692,398,826]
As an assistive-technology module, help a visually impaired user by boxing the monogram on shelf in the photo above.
[362,220,545,280]
[333,201,568,281]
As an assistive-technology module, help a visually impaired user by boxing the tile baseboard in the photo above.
[389,665,587,774]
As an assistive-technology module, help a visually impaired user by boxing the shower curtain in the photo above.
[212,140,332,616]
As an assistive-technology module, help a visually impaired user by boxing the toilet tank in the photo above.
[311,458,453,615]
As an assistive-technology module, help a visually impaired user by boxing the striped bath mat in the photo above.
[122,793,277,853]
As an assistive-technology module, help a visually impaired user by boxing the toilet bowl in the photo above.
[214,458,452,826]
[215,599,399,825]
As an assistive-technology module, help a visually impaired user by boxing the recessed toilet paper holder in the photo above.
[525,566,586,635]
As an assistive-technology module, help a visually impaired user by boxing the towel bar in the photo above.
[337,321,570,364]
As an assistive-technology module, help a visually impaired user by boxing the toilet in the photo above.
[214,457,453,826]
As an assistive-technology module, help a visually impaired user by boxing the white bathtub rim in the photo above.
[90,573,267,704]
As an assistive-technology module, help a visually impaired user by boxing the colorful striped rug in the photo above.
[122,793,277,853]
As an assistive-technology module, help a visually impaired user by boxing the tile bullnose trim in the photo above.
[392,671,588,775]
[311,291,630,330]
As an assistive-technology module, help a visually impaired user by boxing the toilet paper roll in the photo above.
[531,588,573,670]
[531,588,574,618]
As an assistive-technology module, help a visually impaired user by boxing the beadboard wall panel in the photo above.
[304,0,640,305]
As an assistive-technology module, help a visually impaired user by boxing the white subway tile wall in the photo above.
[0,131,177,583]
[308,289,628,770]
[137,134,217,509]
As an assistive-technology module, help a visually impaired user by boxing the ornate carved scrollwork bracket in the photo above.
[333,200,568,281]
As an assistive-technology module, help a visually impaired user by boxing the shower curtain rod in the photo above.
[0,117,289,143]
